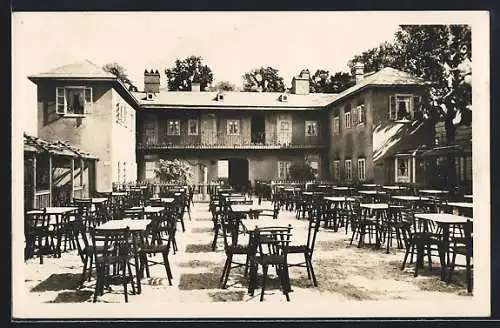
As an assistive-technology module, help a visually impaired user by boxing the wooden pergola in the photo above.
[24,133,98,209]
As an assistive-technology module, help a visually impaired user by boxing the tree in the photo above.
[102,62,138,91]
[309,69,354,93]
[289,161,315,181]
[242,67,285,92]
[164,56,214,91]
[347,25,472,135]
[154,159,191,184]
[213,80,236,91]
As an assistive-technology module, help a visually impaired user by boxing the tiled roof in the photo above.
[28,59,116,80]
[24,133,98,159]
[329,67,427,105]
[132,89,338,109]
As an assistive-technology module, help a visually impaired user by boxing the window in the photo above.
[357,158,366,181]
[167,120,180,135]
[333,117,340,134]
[333,160,340,180]
[122,161,127,182]
[345,111,351,129]
[395,157,410,182]
[389,95,420,120]
[130,113,134,131]
[278,161,291,179]
[227,120,240,135]
[310,161,319,177]
[56,87,92,115]
[345,160,352,180]
[116,103,129,126]
[117,162,121,183]
[357,105,366,124]
[188,119,199,135]
[305,121,318,136]
[144,161,157,180]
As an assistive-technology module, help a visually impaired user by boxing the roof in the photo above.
[422,145,467,157]
[24,133,98,159]
[28,59,116,80]
[132,89,339,109]
[372,120,428,163]
[328,67,427,106]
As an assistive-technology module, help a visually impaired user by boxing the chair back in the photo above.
[254,226,292,260]
[92,227,132,261]
[121,207,145,220]
[220,212,246,249]
[306,207,323,257]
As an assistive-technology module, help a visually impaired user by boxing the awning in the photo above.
[24,133,98,160]
[422,145,463,157]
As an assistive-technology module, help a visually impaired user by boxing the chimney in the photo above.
[144,69,160,94]
[291,69,310,95]
[354,62,365,83]
[191,82,201,92]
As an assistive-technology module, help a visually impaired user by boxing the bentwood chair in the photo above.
[248,225,293,302]
[138,214,175,285]
[92,227,137,303]
[286,208,322,287]
[447,219,473,293]
[219,212,252,288]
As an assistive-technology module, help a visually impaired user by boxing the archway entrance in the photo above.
[228,158,249,192]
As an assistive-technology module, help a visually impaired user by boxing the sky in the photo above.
[12,12,404,135]
[12,11,484,136]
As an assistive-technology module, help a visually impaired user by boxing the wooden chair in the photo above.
[286,208,322,287]
[139,214,175,285]
[248,225,293,302]
[219,212,251,288]
[92,227,136,303]
[447,219,473,293]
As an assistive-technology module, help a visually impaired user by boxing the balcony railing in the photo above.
[137,132,326,150]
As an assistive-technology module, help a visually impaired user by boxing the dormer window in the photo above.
[216,93,224,101]
[56,87,92,116]
[279,94,288,102]
[146,92,154,100]
[389,94,421,121]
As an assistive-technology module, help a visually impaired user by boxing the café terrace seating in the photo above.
[24,181,474,302]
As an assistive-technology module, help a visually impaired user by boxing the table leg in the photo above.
[440,223,450,281]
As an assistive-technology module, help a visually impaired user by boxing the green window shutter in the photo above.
[389,95,396,119]
[84,87,93,114]
[56,87,65,114]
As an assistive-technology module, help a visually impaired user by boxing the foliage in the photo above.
[153,159,191,184]
[288,161,315,181]
[211,80,236,91]
[242,67,286,92]
[346,25,472,141]
[164,56,214,91]
[102,62,138,92]
[309,70,355,93]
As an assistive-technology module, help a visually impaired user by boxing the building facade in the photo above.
[28,60,138,192]
[27,60,472,192]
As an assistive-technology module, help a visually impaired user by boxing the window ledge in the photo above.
[60,114,86,118]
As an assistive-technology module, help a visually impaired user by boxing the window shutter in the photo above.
[84,88,93,114]
[389,95,396,119]
[56,87,65,114]
[413,96,421,119]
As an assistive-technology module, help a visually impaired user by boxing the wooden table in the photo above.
[419,189,449,195]
[413,213,473,280]
[92,198,108,204]
[445,202,473,216]
[324,196,355,202]
[128,206,165,215]
[382,185,407,190]
[26,207,79,257]
[97,219,151,294]
[149,197,175,204]
[359,190,385,195]
[362,184,379,188]
[111,192,128,196]
[464,195,473,199]
[230,204,266,214]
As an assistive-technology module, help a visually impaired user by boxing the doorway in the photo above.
[228,158,249,191]
[251,115,265,144]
